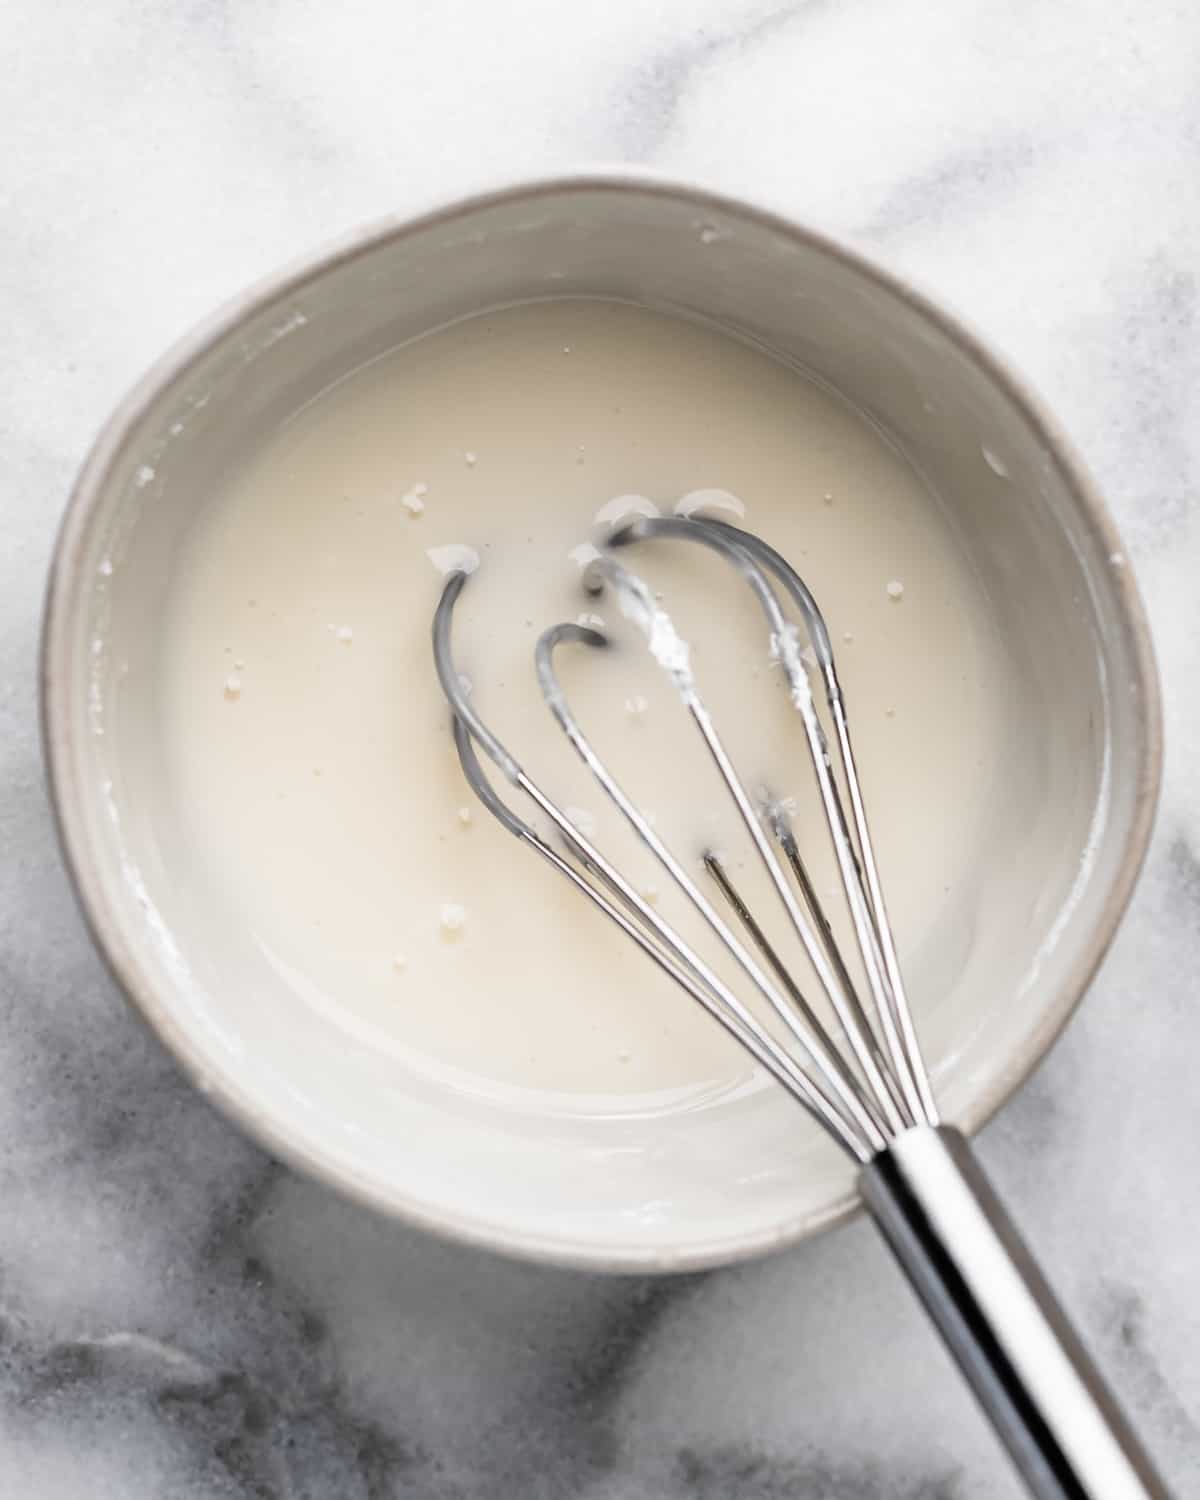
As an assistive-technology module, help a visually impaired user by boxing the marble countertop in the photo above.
[4,3,1199,1495]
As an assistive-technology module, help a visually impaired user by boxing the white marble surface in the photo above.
[3,3,1199,1494]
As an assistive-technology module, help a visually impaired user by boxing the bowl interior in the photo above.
[46,181,1157,1268]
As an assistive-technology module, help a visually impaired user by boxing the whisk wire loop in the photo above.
[433,513,934,1154]
[433,588,880,1159]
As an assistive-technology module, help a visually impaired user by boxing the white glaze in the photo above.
[161,299,1010,1114]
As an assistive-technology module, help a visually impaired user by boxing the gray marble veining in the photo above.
[3,2,1199,1494]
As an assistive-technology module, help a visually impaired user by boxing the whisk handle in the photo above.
[860,1125,1168,1499]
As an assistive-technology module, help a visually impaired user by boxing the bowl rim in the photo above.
[40,168,1163,1273]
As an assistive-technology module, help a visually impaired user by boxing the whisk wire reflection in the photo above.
[584,543,908,1132]
[696,519,937,1123]
[606,517,934,1124]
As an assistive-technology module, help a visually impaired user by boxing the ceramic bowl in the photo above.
[42,173,1161,1270]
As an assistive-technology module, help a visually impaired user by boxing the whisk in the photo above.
[433,514,1167,1500]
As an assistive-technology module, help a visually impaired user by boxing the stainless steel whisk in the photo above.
[433,515,1167,1500]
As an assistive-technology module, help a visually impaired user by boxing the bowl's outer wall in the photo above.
[41,174,1162,1271]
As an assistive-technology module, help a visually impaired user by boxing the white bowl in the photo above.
[42,173,1161,1270]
